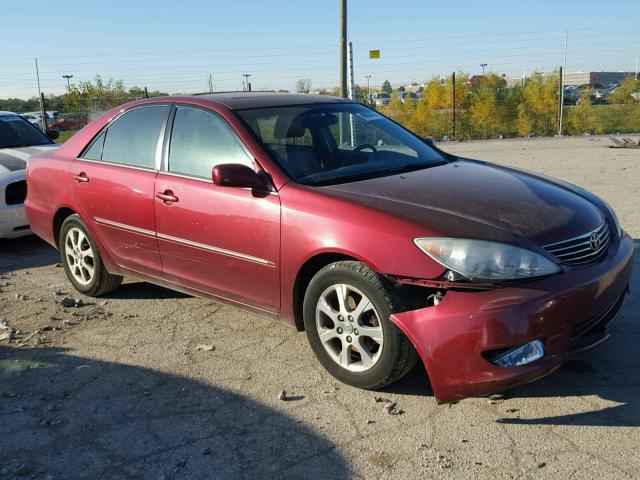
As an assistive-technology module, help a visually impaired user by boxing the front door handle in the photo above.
[73,172,89,183]
[156,190,179,204]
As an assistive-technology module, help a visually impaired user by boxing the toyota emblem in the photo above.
[589,232,600,251]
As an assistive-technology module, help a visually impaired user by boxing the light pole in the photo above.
[480,63,488,76]
[365,75,372,97]
[242,74,252,92]
[339,0,348,98]
[62,74,73,90]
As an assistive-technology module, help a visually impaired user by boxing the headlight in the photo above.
[414,238,560,281]
[597,197,622,238]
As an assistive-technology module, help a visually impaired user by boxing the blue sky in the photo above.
[1,0,638,98]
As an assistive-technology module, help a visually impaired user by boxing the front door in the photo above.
[154,105,280,312]
[69,104,170,276]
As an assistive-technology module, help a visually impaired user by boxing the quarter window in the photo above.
[168,106,253,179]
[100,105,168,169]
[82,131,105,160]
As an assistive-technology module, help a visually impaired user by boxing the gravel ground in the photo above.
[0,135,638,480]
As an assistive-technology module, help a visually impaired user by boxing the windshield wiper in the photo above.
[372,161,443,178]
[306,161,445,187]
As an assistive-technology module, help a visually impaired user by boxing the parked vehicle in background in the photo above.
[25,93,633,403]
[52,114,88,131]
[19,111,58,130]
[0,111,58,238]
[372,92,391,106]
[574,83,606,105]
[398,91,419,104]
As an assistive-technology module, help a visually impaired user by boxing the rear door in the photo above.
[154,104,280,312]
[69,104,170,276]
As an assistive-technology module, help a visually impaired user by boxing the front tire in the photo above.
[59,214,122,296]
[303,261,418,389]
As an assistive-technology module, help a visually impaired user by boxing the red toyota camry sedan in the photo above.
[24,93,633,402]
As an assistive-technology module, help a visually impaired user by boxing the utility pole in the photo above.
[208,74,214,93]
[365,75,372,97]
[347,42,355,100]
[34,58,46,131]
[559,29,568,137]
[62,74,73,90]
[480,63,488,75]
[339,0,348,98]
[557,66,563,135]
[243,73,252,92]
[452,71,456,141]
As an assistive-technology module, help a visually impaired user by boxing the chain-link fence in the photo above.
[376,71,640,141]
[8,71,639,143]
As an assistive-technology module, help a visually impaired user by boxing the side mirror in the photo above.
[212,163,272,190]
[424,136,436,147]
[46,129,60,140]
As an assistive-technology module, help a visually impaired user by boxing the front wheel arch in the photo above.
[292,252,361,331]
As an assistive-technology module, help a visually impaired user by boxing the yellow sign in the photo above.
[369,50,380,59]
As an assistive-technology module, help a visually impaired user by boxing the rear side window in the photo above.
[100,105,168,169]
[168,106,253,179]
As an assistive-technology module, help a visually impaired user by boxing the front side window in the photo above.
[100,105,169,169]
[0,115,52,148]
[168,106,253,179]
[237,103,445,186]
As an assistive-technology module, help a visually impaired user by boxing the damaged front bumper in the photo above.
[389,234,634,403]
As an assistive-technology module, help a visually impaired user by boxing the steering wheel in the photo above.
[343,143,378,166]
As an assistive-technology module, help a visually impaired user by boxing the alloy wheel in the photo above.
[315,283,384,372]
[64,227,95,286]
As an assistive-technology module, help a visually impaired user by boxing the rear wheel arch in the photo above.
[53,207,77,249]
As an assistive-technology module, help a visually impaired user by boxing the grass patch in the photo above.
[55,130,78,144]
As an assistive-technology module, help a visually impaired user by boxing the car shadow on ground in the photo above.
[0,236,58,273]
[0,345,350,480]
[104,281,190,300]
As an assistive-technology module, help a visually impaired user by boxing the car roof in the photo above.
[0,111,20,117]
[178,92,353,110]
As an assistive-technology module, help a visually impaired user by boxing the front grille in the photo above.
[5,180,27,205]
[543,222,611,266]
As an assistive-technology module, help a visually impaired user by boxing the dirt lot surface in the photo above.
[1,135,638,479]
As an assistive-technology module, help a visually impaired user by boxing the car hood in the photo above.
[322,159,604,246]
[0,145,58,175]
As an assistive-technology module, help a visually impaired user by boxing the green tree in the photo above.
[295,79,312,93]
[609,76,639,105]
[567,92,601,134]
[516,72,558,136]
[63,75,130,116]
[381,80,392,94]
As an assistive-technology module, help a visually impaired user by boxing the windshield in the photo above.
[0,115,52,148]
[236,103,445,186]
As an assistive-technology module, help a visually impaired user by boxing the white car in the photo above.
[0,111,59,239]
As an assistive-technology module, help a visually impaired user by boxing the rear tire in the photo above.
[59,214,122,296]
[303,261,418,389]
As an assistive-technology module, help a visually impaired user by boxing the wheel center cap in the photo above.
[343,322,353,334]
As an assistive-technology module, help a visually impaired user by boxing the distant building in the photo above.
[505,71,637,88]
[563,71,637,86]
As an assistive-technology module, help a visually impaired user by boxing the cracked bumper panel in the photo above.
[390,234,634,403]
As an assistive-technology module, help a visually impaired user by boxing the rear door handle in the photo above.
[156,191,179,203]
[73,172,89,183]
